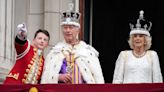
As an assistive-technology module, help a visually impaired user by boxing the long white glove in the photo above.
[17,23,27,40]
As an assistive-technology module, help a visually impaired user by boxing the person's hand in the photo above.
[17,23,27,32]
[17,23,27,40]
[58,74,72,84]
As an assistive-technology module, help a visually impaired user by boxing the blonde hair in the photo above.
[128,35,152,50]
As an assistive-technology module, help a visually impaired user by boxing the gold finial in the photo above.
[29,87,38,92]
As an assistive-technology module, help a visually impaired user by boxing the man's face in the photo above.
[33,32,49,50]
[62,25,79,43]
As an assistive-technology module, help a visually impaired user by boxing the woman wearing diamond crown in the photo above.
[112,10,163,84]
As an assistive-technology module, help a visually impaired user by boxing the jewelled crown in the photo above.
[129,10,152,36]
[61,3,81,28]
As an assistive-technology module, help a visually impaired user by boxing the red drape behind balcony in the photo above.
[1,83,164,92]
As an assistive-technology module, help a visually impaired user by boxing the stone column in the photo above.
[0,0,5,62]
[44,0,61,45]
[0,0,15,83]
[27,0,44,42]
[44,0,60,55]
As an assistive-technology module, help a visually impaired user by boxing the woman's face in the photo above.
[132,34,146,48]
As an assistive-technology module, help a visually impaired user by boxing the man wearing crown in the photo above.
[112,10,163,84]
[4,24,50,84]
[41,4,104,84]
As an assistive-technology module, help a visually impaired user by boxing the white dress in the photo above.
[113,50,163,84]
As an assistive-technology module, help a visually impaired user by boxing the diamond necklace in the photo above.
[132,51,146,58]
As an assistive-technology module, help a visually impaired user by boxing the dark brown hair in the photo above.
[34,29,50,41]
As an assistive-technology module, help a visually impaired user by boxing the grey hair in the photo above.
[128,35,152,50]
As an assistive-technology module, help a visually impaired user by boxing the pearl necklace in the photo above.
[133,51,146,58]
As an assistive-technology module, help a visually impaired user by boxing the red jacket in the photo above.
[4,37,44,84]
